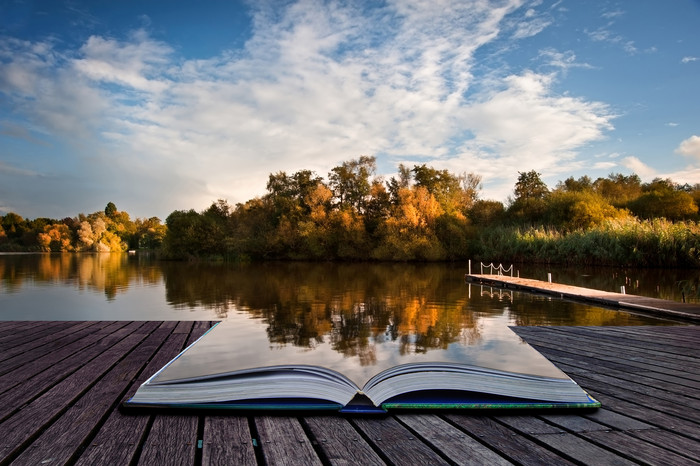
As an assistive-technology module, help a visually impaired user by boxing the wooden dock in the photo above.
[466,274,700,323]
[0,321,698,465]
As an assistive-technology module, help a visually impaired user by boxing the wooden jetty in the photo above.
[466,274,700,323]
[0,321,698,465]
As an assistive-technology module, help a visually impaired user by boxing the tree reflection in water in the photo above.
[161,262,481,363]
[0,255,675,353]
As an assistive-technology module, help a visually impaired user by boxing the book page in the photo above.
[151,312,568,388]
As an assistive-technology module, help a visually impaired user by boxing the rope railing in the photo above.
[466,260,516,277]
[480,262,513,277]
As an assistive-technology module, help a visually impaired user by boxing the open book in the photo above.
[125,320,599,413]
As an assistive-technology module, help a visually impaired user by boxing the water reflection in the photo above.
[161,262,484,361]
[0,253,161,300]
[0,254,676,354]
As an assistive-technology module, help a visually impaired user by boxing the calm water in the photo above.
[2,252,687,323]
[0,253,684,364]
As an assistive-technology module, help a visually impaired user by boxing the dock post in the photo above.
[548,273,552,283]
[621,286,626,294]
[468,260,471,275]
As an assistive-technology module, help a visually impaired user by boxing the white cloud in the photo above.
[675,135,700,160]
[537,48,592,71]
[0,0,618,215]
[620,156,656,178]
[74,32,172,93]
[681,56,698,63]
[601,9,624,19]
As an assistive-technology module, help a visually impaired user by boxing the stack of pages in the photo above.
[125,320,599,413]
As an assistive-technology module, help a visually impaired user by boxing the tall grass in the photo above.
[474,218,700,267]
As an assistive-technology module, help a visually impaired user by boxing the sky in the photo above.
[0,0,699,220]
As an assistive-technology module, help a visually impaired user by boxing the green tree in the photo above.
[1,212,27,240]
[556,175,593,192]
[328,156,376,212]
[628,179,698,220]
[593,173,642,207]
[546,190,628,230]
[387,164,411,205]
[508,170,549,222]
[134,217,167,249]
[105,202,117,218]
[514,170,549,201]
[469,200,505,226]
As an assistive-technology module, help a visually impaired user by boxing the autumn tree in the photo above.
[37,223,73,252]
[628,178,698,220]
[134,217,167,249]
[372,186,445,260]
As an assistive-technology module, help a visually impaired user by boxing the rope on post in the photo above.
[479,262,514,277]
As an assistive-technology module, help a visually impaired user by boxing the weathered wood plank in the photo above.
[352,416,450,465]
[0,321,40,340]
[514,329,700,384]
[548,326,700,360]
[74,322,190,466]
[0,321,127,394]
[398,414,513,465]
[532,431,637,465]
[137,415,198,466]
[627,429,700,462]
[201,416,257,466]
[515,327,700,377]
[582,430,699,465]
[582,408,656,431]
[0,321,100,369]
[0,322,698,465]
[0,321,155,463]
[0,321,70,349]
[445,415,577,465]
[537,413,619,433]
[0,321,139,422]
[490,414,566,435]
[553,365,700,422]
[303,416,385,466]
[9,321,179,466]
[255,416,323,466]
[580,388,700,441]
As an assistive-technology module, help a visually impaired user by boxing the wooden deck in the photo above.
[466,274,700,323]
[0,321,698,465]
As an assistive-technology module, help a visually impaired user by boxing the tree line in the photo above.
[0,202,166,252]
[2,157,699,267]
[160,156,700,267]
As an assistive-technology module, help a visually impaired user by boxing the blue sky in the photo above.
[1,0,699,220]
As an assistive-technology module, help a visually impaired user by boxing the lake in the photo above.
[2,252,688,322]
[0,253,684,363]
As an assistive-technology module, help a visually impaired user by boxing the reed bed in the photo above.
[474,218,700,267]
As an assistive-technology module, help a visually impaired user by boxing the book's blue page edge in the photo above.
[380,391,601,410]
